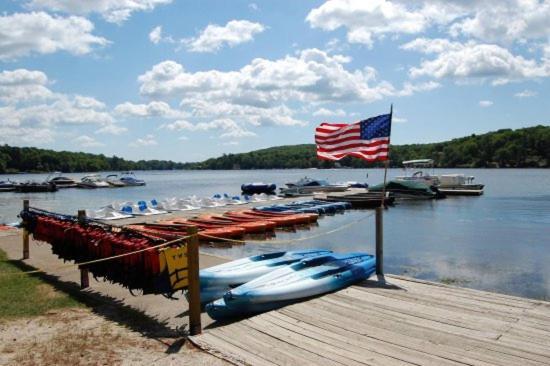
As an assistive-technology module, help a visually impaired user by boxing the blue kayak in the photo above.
[206,252,375,320]
[198,249,332,304]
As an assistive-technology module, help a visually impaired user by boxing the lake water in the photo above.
[1,169,549,300]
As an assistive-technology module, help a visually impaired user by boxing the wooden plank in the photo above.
[256,312,473,366]
[190,332,275,366]
[284,299,550,365]
[217,322,332,366]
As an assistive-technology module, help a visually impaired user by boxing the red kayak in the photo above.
[199,214,279,230]
[245,209,319,223]
[225,211,313,225]
[186,217,268,234]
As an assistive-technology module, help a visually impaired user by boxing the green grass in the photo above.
[0,249,82,320]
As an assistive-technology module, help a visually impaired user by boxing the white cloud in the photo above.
[393,117,407,123]
[448,0,550,44]
[136,48,436,138]
[148,25,174,44]
[26,0,173,24]
[178,135,189,141]
[0,12,108,61]
[114,101,187,119]
[130,134,158,147]
[149,26,162,44]
[96,124,127,135]
[75,135,104,147]
[0,126,55,144]
[403,39,550,84]
[313,108,346,117]
[514,89,537,98]
[479,100,493,107]
[0,68,124,144]
[183,20,265,53]
[249,3,258,11]
[307,0,438,48]
[307,1,550,47]
[161,118,256,139]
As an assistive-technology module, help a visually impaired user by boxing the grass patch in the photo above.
[0,249,82,320]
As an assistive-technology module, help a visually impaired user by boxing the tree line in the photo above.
[183,125,550,169]
[0,145,186,173]
[1,125,548,173]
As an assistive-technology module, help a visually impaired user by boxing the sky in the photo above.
[1,0,549,162]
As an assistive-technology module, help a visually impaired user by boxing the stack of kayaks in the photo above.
[255,200,352,215]
[199,249,333,303]
[202,251,376,320]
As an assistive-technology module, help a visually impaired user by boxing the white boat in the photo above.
[280,177,348,196]
[77,174,110,188]
[395,159,484,195]
[155,197,200,211]
[47,172,77,188]
[119,171,146,186]
[105,174,126,187]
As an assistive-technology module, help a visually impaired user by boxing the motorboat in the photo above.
[119,172,146,186]
[77,174,110,188]
[280,177,348,196]
[0,180,15,192]
[47,172,77,188]
[14,181,58,193]
[395,159,484,195]
[241,182,276,195]
[105,174,126,187]
[395,159,440,186]
[369,180,443,200]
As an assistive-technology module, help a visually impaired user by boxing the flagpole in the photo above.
[380,104,392,208]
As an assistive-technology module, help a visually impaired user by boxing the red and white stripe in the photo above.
[315,122,389,161]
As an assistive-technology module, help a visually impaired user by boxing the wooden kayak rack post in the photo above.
[22,199,30,259]
[77,209,90,289]
[187,226,202,335]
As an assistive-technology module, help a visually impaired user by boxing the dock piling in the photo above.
[22,199,29,259]
[375,207,383,275]
[187,226,202,335]
[77,210,90,289]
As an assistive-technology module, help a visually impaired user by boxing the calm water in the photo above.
[1,169,549,300]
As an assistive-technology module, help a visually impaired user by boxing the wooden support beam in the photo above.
[375,207,383,275]
[77,210,89,289]
[22,199,29,259]
[187,226,202,336]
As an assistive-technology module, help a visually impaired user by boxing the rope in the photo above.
[0,235,192,277]
[199,212,375,244]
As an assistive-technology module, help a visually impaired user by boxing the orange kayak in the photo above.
[226,211,313,225]
[199,215,278,230]
[222,212,301,226]
[147,221,245,241]
[243,209,319,223]
[187,217,268,234]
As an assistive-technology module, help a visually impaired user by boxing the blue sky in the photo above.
[1,0,549,162]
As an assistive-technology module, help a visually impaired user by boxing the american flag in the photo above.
[315,113,392,161]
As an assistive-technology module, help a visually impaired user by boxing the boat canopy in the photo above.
[402,159,434,167]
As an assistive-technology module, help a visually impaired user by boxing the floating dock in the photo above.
[190,275,550,366]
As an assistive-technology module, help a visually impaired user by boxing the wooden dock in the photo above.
[190,275,550,366]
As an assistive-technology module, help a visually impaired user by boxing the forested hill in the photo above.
[183,125,550,169]
[1,125,548,173]
[0,145,185,173]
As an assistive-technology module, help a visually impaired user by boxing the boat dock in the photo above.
[190,275,550,366]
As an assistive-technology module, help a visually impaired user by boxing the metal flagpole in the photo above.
[380,104,392,208]
[376,104,392,275]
